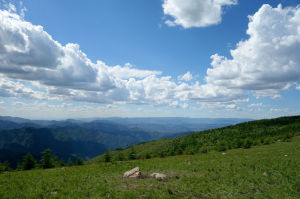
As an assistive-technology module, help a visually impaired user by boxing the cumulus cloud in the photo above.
[178,71,193,81]
[205,4,300,98]
[0,7,241,107]
[1,4,299,112]
[162,0,237,28]
[296,84,300,90]
[0,76,48,100]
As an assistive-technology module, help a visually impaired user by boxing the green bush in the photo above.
[67,158,73,166]
[128,147,136,160]
[199,147,208,154]
[216,142,227,152]
[116,153,125,161]
[145,153,151,159]
[243,138,252,149]
[0,161,10,172]
[263,137,273,145]
[76,158,84,165]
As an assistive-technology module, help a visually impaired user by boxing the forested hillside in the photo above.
[0,116,248,168]
[91,116,300,162]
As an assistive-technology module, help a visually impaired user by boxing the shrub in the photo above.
[145,153,151,159]
[116,153,125,161]
[243,138,252,149]
[59,158,65,167]
[199,147,208,154]
[0,161,11,172]
[263,137,272,145]
[128,147,136,160]
[67,158,73,166]
[76,158,84,165]
[216,142,227,152]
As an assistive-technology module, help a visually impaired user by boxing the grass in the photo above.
[1,136,300,199]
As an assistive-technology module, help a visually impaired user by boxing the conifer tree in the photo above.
[67,158,73,166]
[22,153,36,170]
[104,150,111,162]
[59,158,65,167]
[40,149,55,169]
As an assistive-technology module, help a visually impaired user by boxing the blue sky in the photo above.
[0,0,299,119]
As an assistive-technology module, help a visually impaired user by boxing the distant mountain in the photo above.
[77,117,252,135]
[0,116,251,168]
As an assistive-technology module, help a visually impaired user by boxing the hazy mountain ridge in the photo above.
[0,116,251,168]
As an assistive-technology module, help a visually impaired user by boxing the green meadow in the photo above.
[1,136,299,199]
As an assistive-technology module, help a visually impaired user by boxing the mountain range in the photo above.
[0,116,250,168]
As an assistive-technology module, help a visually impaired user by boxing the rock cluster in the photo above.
[123,167,167,181]
[123,167,141,178]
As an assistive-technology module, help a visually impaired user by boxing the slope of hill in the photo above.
[0,136,299,198]
[91,116,300,162]
[0,116,250,168]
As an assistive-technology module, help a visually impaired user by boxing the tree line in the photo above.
[0,149,84,172]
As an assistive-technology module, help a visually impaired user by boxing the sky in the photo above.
[0,0,300,120]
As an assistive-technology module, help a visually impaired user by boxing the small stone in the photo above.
[123,167,141,178]
[284,155,288,157]
[222,152,226,155]
[150,173,167,181]
[50,191,57,195]
[262,172,267,176]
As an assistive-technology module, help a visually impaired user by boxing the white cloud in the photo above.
[107,63,161,79]
[270,108,289,113]
[1,7,241,108]
[14,101,27,106]
[1,4,299,113]
[198,101,241,111]
[296,84,300,90]
[162,0,237,28]
[0,76,48,100]
[205,4,300,98]
[175,82,245,103]
[178,71,193,81]
[248,103,263,108]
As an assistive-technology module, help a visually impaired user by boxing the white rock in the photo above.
[123,167,141,178]
[150,173,167,180]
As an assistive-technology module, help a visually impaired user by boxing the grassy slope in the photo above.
[90,116,300,162]
[1,136,299,199]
